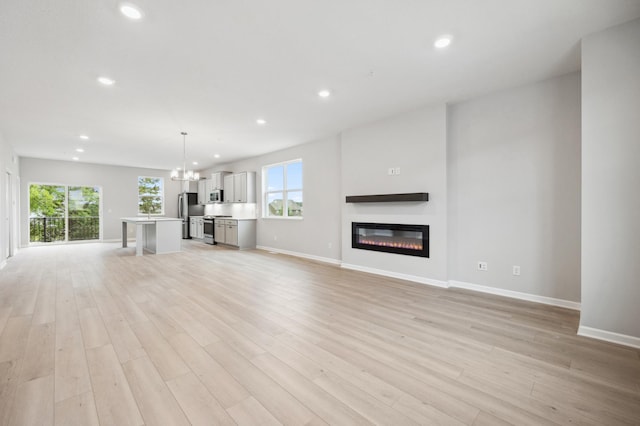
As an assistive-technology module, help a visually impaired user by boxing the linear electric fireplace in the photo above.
[352,222,429,258]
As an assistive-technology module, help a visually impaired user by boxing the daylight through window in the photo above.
[29,183,101,243]
[138,176,164,215]
[263,159,303,218]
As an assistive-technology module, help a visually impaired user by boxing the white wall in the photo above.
[448,73,582,303]
[581,18,640,341]
[202,135,342,262]
[340,105,448,284]
[19,158,184,244]
[1,133,20,265]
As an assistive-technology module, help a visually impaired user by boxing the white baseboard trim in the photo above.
[578,325,640,349]
[0,259,6,270]
[340,263,449,288]
[449,280,581,310]
[256,246,341,266]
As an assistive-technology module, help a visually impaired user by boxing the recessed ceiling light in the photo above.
[120,4,143,20]
[256,118,267,125]
[76,148,84,153]
[72,156,79,161]
[79,134,90,140]
[318,90,331,98]
[214,154,220,158]
[97,76,115,86]
[434,35,452,49]
[192,161,198,165]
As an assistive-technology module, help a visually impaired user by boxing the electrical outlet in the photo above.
[394,167,401,175]
[328,242,332,249]
[513,265,521,276]
[388,168,395,175]
[478,261,488,271]
[274,235,277,241]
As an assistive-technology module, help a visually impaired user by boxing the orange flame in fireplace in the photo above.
[358,238,423,251]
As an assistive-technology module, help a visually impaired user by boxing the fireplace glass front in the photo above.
[352,222,429,258]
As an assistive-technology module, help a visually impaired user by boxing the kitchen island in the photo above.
[121,217,182,256]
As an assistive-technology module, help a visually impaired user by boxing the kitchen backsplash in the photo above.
[204,203,257,219]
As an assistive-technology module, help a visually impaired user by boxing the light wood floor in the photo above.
[0,241,639,425]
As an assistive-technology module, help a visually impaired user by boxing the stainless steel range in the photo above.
[203,215,231,245]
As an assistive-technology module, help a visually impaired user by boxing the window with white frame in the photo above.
[263,159,303,218]
[138,176,164,215]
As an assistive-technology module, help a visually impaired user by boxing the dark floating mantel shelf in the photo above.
[345,192,429,203]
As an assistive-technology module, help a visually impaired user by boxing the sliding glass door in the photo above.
[68,186,100,241]
[29,184,102,243]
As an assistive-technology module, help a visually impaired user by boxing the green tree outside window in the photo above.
[138,177,164,215]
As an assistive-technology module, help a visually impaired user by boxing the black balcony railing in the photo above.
[30,216,100,243]
[69,216,100,241]
[30,217,65,242]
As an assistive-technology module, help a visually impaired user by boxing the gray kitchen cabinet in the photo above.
[214,220,226,243]
[225,220,238,246]
[216,219,256,249]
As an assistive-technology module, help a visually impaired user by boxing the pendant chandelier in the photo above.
[171,132,200,181]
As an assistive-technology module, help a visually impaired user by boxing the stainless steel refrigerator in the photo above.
[178,192,204,239]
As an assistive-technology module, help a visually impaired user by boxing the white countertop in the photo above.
[201,217,256,220]
[121,217,182,223]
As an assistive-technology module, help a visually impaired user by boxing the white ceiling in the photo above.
[2,0,640,171]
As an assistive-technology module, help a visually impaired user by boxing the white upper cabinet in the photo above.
[211,172,230,190]
[224,171,255,203]
[197,179,207,204]
[234,173,247,203]
[199,172,231,204]
[223,174,234,203]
